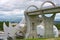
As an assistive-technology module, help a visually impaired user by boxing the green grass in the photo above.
[16,37,60,40]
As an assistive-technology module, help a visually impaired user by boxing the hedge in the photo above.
[0,21,9,31]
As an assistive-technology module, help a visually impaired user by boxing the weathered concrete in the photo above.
[24,1,57,38]
[24,5,39,38]
[40,1,56,38]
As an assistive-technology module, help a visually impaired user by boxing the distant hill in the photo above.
[0,17,22,23]
[54,19,60,24]
[0,17,60,23]
[54,21,60,24]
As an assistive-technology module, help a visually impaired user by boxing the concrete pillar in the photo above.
[28,15,40,38]
[42,14,56,38]
[24,5,39,38]
[40,1,56,38]
[25,14,40,38]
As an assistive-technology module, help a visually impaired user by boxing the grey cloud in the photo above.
[0,0,59,11]
[0,0,41,11]
[0,0,42,11]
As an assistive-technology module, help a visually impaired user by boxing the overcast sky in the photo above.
[0,0,60,21]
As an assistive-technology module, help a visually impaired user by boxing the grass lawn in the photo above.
[16,37,60,40]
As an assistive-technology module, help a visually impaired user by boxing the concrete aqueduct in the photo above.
[24,1,60,38]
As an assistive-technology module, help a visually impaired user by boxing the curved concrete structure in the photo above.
[37,25,59,38]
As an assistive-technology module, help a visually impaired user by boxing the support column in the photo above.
[42,14,56,38]
[28,15,38,38]
[24,5,39,38]
[40,1,56,38]
[24,14,40,38]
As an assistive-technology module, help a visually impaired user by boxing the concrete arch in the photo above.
[40,1,56,18]
[41,1,55,8]
[25,5,38,12]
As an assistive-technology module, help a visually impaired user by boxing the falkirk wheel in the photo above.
[24,1,58,38]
